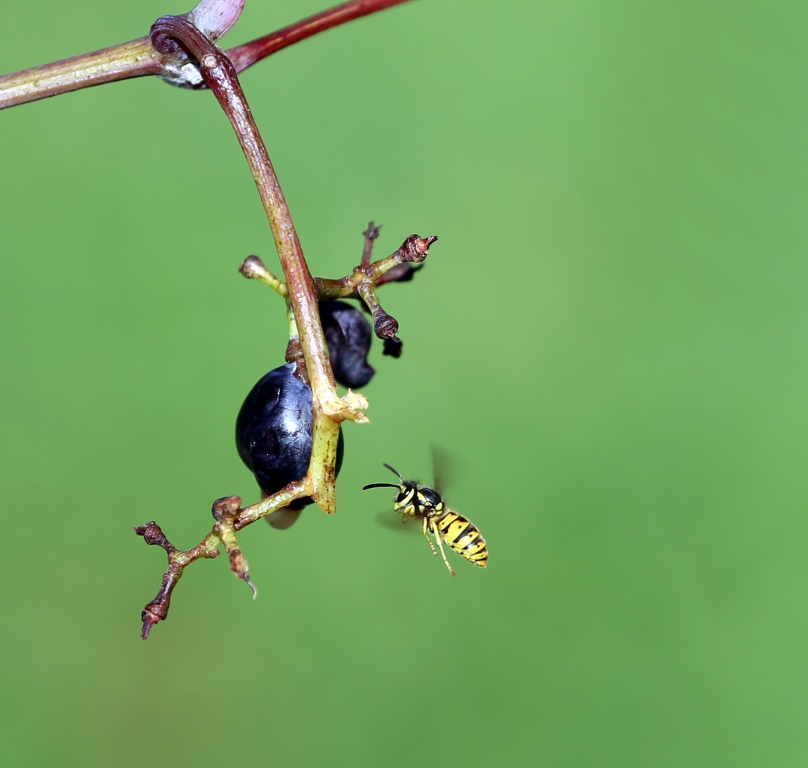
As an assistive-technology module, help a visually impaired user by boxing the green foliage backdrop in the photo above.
[2,1,807,765]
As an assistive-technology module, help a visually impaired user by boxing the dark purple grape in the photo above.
[235,363,343,525]
[320,300,375,388]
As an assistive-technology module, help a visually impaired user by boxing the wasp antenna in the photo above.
[382,463,404,481]
[362,482,400,491]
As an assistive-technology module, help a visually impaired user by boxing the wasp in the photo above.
[363,464,488,576]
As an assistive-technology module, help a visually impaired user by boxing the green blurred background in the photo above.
[2,0,807,765]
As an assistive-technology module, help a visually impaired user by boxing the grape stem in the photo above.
[1,0,435,639]
[0,0,413,110]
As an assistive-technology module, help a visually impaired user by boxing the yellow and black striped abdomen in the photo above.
[435,509,488,568]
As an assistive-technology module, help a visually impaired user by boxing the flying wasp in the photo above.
[363,464,488,576]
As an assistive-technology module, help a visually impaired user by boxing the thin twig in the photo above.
[0,0,414,110]
[0,38,161,110]
[315,234,437,299]
[227,0,413,72]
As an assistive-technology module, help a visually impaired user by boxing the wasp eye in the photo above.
[320,300,375,388]
[235,362,343,507]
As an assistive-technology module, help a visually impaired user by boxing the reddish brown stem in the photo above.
[227,0,413,72]
[134,522,183,639]
[152,16,340,409]
[135,503,232,638]
[361,221,381,267]
[0,0,414,110]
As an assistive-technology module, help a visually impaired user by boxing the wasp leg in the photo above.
[429,519,457,577]
[421,516,439,557]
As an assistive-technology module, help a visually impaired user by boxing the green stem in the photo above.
[0,38,160,110]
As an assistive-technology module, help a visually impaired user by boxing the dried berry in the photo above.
[235,362,343,528]
[320,300,375,388]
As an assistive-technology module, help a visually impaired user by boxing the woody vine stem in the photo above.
[0,0,438,637]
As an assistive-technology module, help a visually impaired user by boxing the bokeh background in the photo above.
[2,1,807,765]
